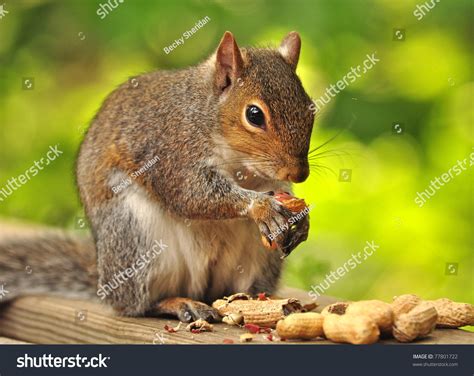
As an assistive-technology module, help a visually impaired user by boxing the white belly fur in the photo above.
[123,183,274,302]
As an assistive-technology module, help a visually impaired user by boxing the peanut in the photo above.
[393,301,438,342]
[276,312,324,340]
[428,298,474,328]
[345,300,394,334]
[323,314,380,344]
[274,191,307,213]
[391,294,421,316]
[392,295,474,329]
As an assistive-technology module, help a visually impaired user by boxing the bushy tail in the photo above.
[0,227,98,302]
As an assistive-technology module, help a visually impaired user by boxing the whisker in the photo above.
[309,163,337,177]
[308,113,356,155]
[309,148,351,158]
[308,130,344,155]
[308,150,349,161]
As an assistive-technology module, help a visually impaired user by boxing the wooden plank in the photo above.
[0,292,472,345]
[0,336,30,344]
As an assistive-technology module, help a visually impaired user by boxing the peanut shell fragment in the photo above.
[239,333,254,343]
[186,319,213,333]
[321,301,350,316]
[222,313,244,326]
[212,297,303,328]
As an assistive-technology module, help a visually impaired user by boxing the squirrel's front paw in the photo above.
[249,194,296,253]
[249,193,310,256]
[150,297,221,323]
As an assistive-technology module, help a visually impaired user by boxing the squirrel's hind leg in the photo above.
[93,201,156,316]
[93,201,221,321]
[148,297,221,323]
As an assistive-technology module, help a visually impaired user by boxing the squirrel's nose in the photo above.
[278,163,309,183]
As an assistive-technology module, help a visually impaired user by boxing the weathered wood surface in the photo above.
[0,336,30,344]
[0,287,472,344]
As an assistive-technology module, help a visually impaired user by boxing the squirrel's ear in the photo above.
[279,31,301,69]
[215,31,244,92]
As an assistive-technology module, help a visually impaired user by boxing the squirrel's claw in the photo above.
[178,301,221,323]
[280,214,310,258]
[149,297,222,323]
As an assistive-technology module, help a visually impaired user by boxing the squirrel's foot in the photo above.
[149,297,221,323]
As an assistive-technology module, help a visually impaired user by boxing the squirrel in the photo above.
[0,31,314,322]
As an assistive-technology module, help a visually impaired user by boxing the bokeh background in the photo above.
[0,0,472,312]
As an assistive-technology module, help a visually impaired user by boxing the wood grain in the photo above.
[0,289,472,345]
[0,336,30,344]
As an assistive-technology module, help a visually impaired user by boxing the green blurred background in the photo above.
[0,0,472,308]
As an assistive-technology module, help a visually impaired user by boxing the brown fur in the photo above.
[1,32,314,321]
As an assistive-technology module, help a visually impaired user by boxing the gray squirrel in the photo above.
[0,31,314,322]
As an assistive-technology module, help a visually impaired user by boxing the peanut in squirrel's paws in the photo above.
[150,297,221,323]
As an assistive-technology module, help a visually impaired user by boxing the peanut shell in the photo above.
[276,312,324,340]
[212,297,303,328]
[345,300,394,333]
[391,294,421,316]
[429,298,474,328]
[392,301,437,342]
[323,314,380,344]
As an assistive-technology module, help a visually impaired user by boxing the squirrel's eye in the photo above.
[245,105,265,128]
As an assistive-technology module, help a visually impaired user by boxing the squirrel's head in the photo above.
[213,31,314,183]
